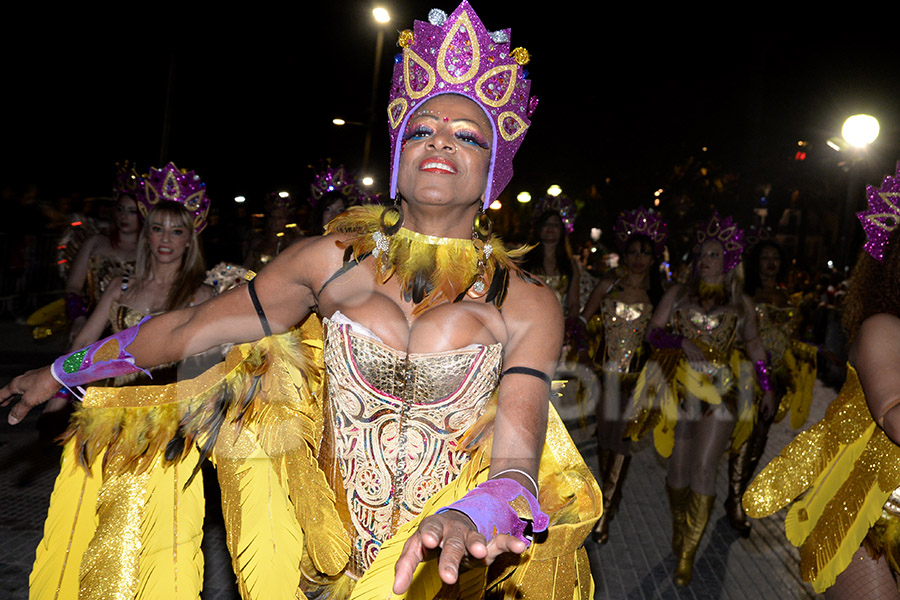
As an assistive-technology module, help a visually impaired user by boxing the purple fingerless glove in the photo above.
[648,327,684,350]
[754,360,773,392]
[51,316,153,399]
[436,478,549,546]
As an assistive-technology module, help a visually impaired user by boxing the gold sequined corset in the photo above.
[322,317,502,575]
[755,303,797,360]
[87,253,133,307]
[600,298,651,372]
[673,308,739,360]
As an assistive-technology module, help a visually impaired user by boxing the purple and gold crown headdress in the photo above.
[744,224,773,251]
[309,162,372,207]
[114,160,142,198]
[533,193,576,234]
[857,161,900,262]
[694,212,744,273]
[136,162,211,234]
[614,207,668,257]
[387,1,537,207]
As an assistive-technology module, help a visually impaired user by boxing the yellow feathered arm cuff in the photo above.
[743,365,900,592]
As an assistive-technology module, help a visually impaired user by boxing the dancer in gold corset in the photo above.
[580,207,667,543]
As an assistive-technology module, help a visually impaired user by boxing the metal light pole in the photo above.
[363,7,391,176]
[838,114,880,270]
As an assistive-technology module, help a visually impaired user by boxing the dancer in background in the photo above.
[724,227,816,536]
[626,213,774,586]
[580,207,667,543]
[63,162,141,339]
[523,192,581,318]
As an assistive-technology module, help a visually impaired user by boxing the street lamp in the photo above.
[837,114,880,269]
[842,114,880,148]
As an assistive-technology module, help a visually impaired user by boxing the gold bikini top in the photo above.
[673,307,739,356]
[600,297,651,372]
[321,316,502,575]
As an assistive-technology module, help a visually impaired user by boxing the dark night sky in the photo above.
[4,3,900,229]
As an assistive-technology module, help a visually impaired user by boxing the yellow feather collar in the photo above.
[325,205,535,314]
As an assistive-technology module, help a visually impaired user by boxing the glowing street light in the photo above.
[333,118,346,126]
[546,184,562,197]
[234,195,246,204]
[372,7,390,23]
[517,191,532,203]
[842,114,879,148]
[361,176,374,186]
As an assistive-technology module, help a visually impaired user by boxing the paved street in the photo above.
[0,318,833,599]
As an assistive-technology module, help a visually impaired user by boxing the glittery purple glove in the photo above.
[648,327,684,350]
[51,316,152,399]
[754,360,773,392]
[436,478,549,546]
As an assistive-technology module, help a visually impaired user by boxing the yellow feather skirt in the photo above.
[743,365,900,592]
[31,314,600,600]
[623,345,756,458]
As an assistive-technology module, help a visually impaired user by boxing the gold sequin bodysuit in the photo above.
[322,316,502,575]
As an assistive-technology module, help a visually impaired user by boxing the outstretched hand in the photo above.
[392,509,527,595]
[0,366,60,425]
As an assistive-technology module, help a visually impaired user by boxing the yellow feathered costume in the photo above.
[623,325,756,458]
[31,313,601,600]
[743,365,900,593]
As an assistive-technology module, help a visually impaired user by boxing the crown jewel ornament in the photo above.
[614,206,668,257]
[136,162,211,234]
[744,224,774,251]
[694,212,745,273]
[533,193,576,234]
[114,160,142,198]
[857,161,900,262]
[309,162,372,207]
[388,1,537,207]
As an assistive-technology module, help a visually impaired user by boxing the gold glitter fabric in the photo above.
[755,303,817,427]
[743,365,900,592]
[624,308,755,457]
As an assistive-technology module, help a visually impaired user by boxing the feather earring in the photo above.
[469,208,493,298]
[373,200,404,274]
